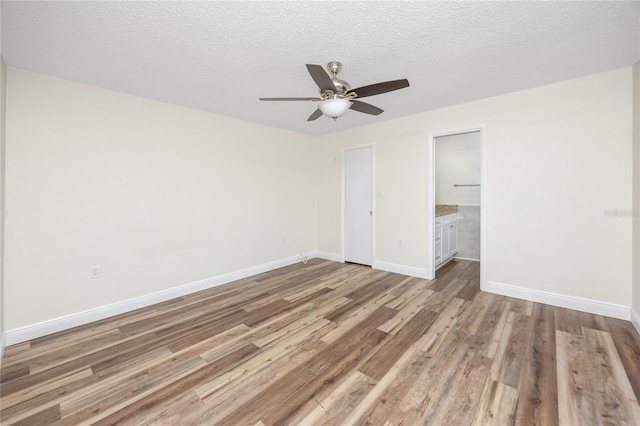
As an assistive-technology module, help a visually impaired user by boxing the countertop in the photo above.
[435,205,459,217]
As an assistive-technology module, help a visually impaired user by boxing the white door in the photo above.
[345,146,373,265]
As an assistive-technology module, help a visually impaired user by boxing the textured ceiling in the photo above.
[2,1,639,136]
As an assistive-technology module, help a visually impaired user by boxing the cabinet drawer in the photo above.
[435,217,443,227]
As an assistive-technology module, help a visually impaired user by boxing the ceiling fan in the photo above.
[259,61,410,121]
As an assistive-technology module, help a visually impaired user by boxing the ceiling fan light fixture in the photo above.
[319,98,351,119]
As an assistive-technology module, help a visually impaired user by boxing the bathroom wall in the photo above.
[435,132,481,206]
[457,206,480,260]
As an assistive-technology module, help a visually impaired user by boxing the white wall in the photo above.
[0,56,6,358]
[632,60,640,327]
[3,66,636,339]
[435,132,481,206]
[316,68,633,308]
[0,3,5,359]
[5,69,318,330]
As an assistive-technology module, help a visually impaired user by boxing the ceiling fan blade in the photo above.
[350,100,384,115]
[306,64,337,92]
[259,97,321,101]
[350,79,410,98]
[307,109,323,121]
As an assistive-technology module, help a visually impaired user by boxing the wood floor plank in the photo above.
[454,291,495,335]
[213,306,396,425]
[59,350,207,422]
[260,329,389,425]
[91,343,260,425]
[488,311,532,390]
[291,370,376,426]
[514,357,559,425]
[320,293,394,344]
[556,330,601,425]
[472,379,519,426]
[414,296,466,354]
[1,368,93,411]
[193,317,331,401]
[478,299,512,359]
[193,339,326,424]
[6,404,61,426]
[528,302,557,365]
[455,277,481,301]
[377,286,434,334]
[242,291,350,344]
[555,306,583,336]
[582,327,640,424]
[2,342,30,359]
[388,330,471,424]
[419,349,492,426]
[1,259,639,425]
[360,308,438,381]
[1,332,160,398]
[139,390,205,426]
[342,345,422,425]
[28,329,125,375]
[0,364,29,384]
[606,316,640,401]
[357,346,430,425]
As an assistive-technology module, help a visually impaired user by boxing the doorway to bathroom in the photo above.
[428,127,486,288]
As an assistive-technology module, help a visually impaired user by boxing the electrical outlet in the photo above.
[90,265,101,279]
[398,238,404,247]
[281,235,287,243]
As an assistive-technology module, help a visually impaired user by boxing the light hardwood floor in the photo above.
[1,259,639,425]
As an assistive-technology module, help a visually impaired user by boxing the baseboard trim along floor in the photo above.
[5,256,636,345]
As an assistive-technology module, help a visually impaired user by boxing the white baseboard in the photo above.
[632,309,640,336]
[7,255,635,346]
[373,261,430,279]
[454,256,480,262]
[486,281,630,321]
[308,251,342,262]
[5,252,316,346]
[0,331,4,369]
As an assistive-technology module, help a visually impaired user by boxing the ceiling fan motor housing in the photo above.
[323,80,352,98]
[323,61,351,97]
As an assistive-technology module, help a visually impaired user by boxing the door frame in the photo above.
[341,143,376,265]
[428,126,486,290]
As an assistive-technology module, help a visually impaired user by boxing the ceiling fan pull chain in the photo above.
[333,120,337,161]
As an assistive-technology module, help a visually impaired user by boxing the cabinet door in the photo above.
[442,225,451,260]
[449,221,458,256]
